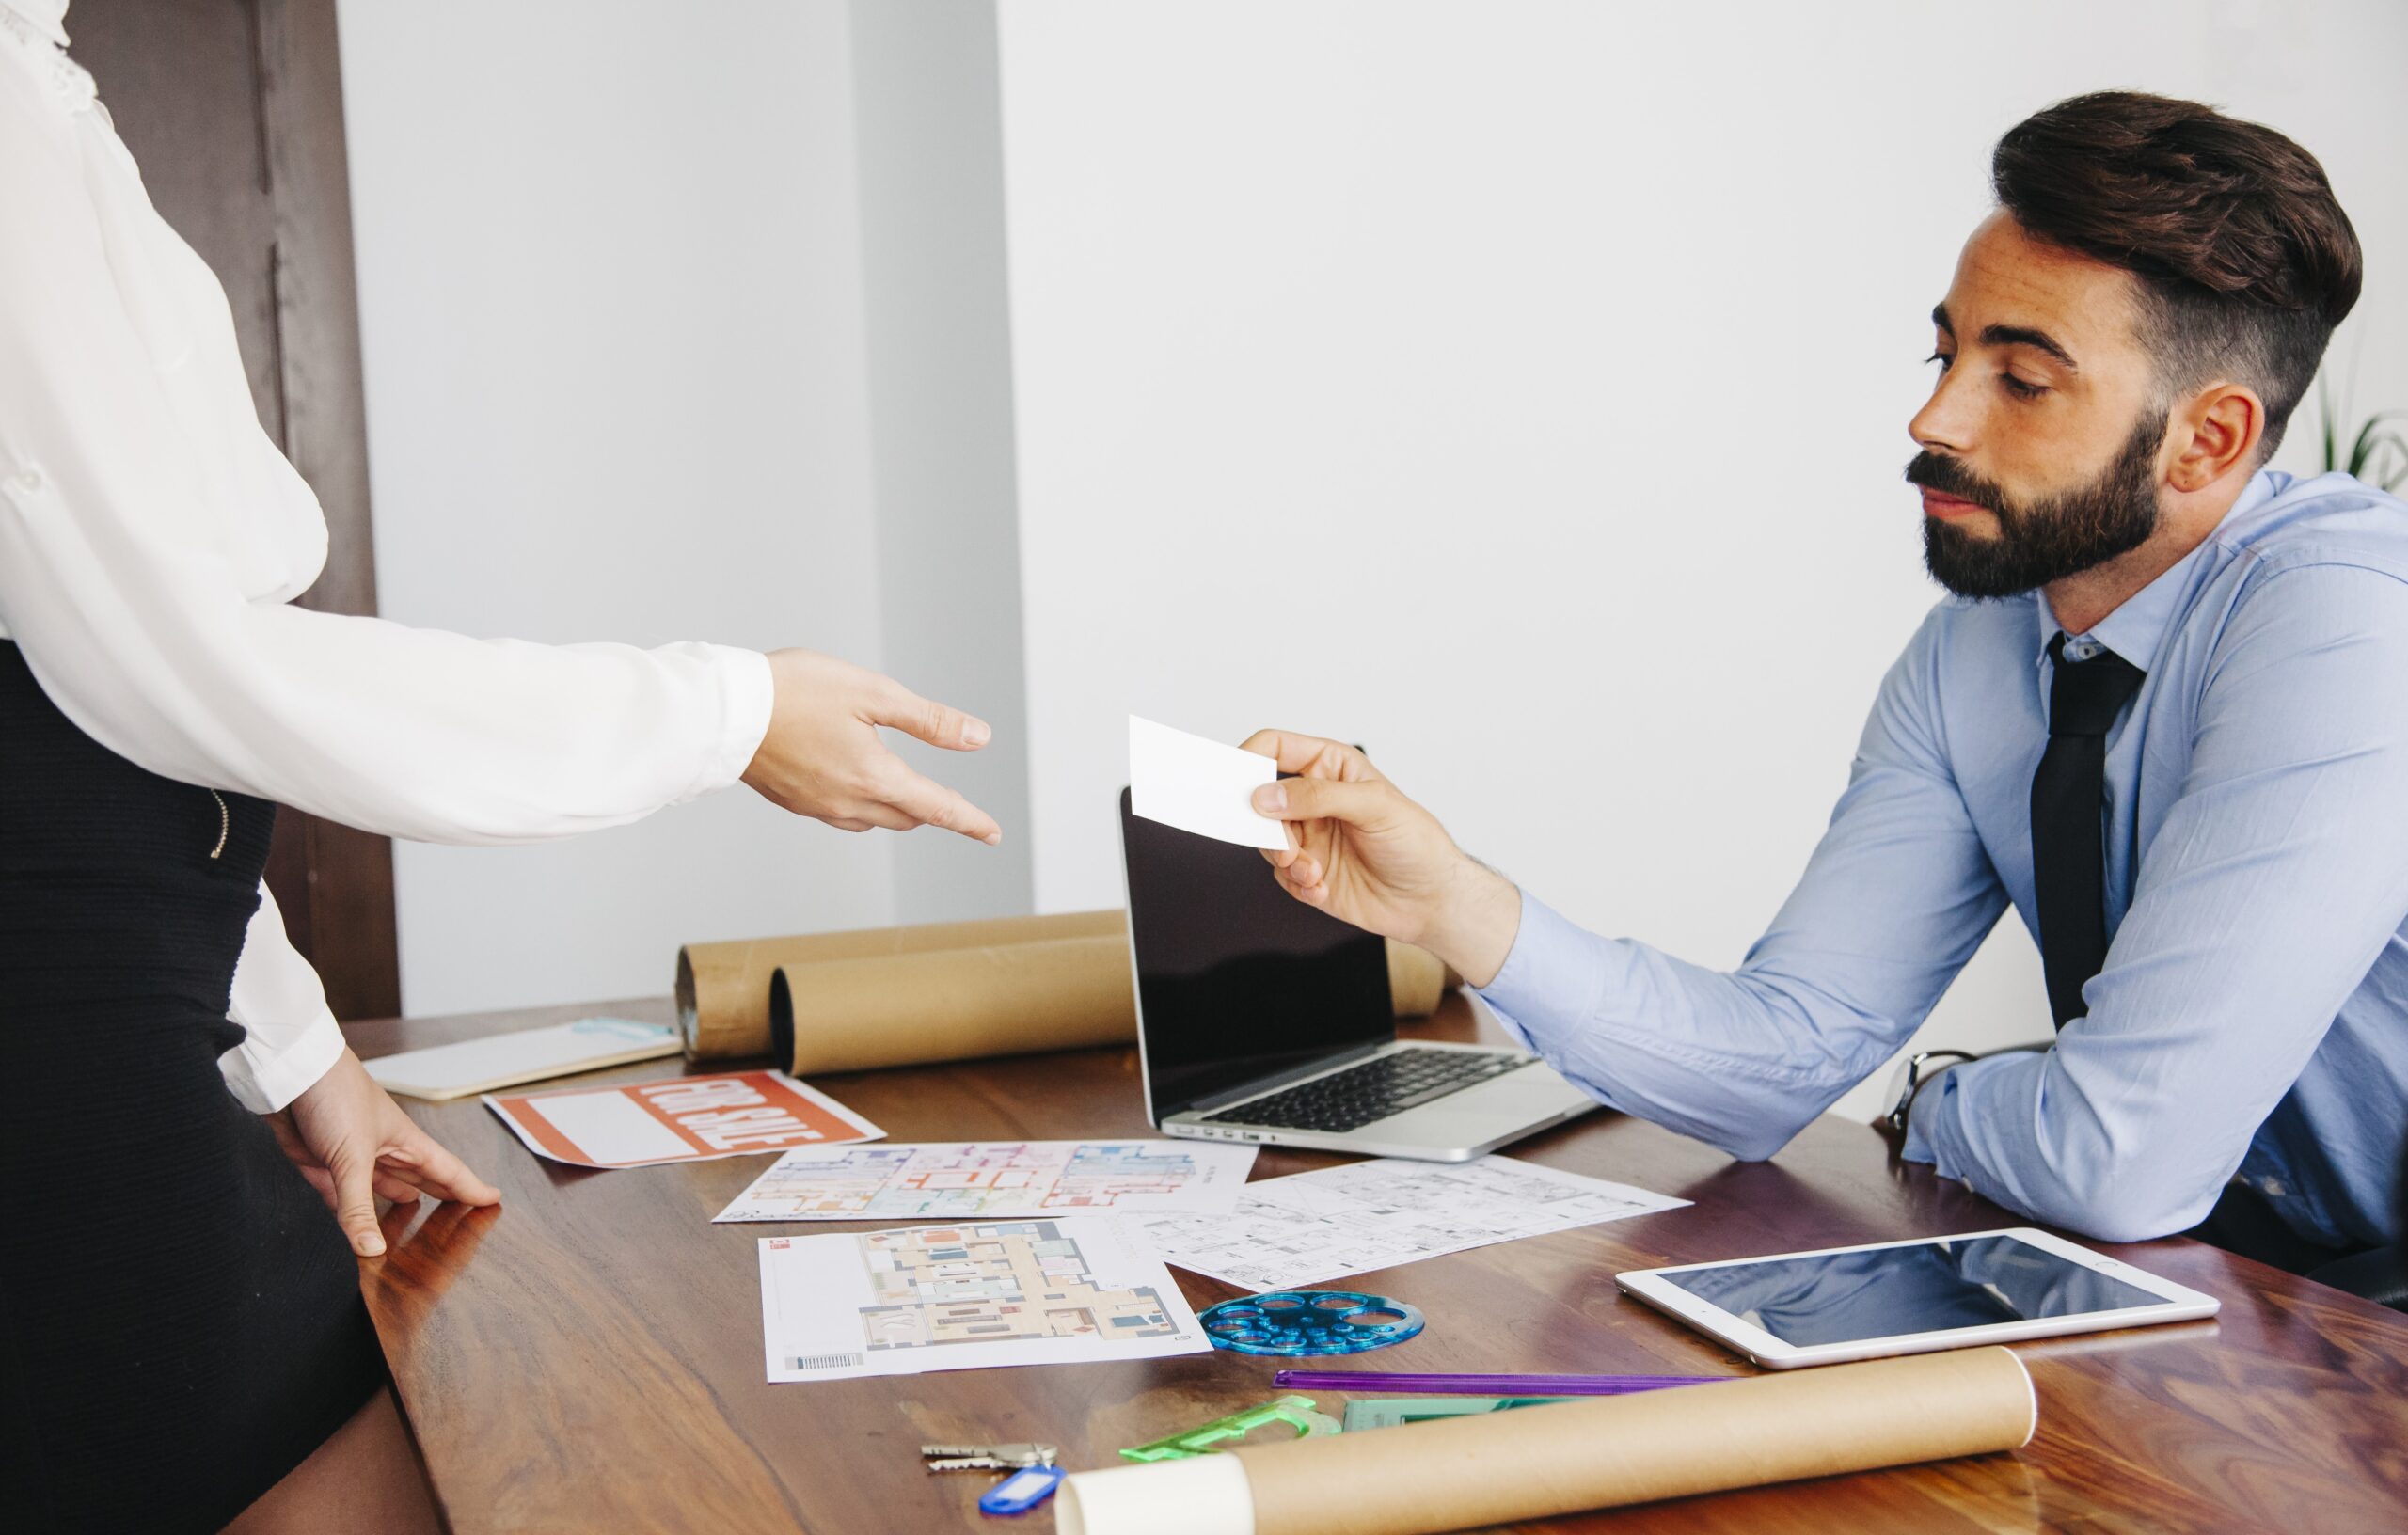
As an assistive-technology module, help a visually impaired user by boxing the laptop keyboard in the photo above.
[1200,1048,1529,1133]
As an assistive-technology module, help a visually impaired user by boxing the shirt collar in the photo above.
[2036,469,2280,673]
[0,2,67,48]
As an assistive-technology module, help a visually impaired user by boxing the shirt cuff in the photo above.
[1897,1056,1969,1170]
[689,644,775,799]
[1472,888,1588,1055]
[217,1010,346,1114]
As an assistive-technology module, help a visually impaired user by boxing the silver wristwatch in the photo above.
[1882,1049,1975,1133]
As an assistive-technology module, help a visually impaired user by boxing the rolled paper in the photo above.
[680,912,1457,1064]
[770,933,1137,1075]
[1385,941,1458,1020]
[1055,1347,2037,1535]
[675,910,1123,1059]
[1061,1455,1253,1535]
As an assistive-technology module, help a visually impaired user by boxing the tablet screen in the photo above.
[1658,1233,2164,1347]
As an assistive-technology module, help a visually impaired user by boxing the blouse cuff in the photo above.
[218,1010,346,1114]
[690,645,775,799]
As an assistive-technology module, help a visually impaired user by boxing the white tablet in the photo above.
[1616,1227,2219,1369]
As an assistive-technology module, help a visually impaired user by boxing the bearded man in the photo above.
[1244,93,2405,1289]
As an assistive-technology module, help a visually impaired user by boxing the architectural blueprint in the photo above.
[1132,1155,1688,1292]
[756,1217,1210,1382]
[714,1139,1256,1222]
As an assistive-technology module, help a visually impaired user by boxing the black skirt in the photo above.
[0,641,385,1533]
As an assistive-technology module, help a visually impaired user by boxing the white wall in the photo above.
[336,0,2408,1095]
[339,0,1024,1016]
[993,0,2408,1121]
[851,0,1036,926]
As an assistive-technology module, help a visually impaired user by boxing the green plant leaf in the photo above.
[2362,431,2408,494]
[2349,417,2408,479]
[2307,371,2403,488]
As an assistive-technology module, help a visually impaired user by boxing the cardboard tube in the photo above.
[680,913,1455,1062]
[1056,1348,2036,1535]
[1385,941,1458,1019]
[1061,1455,1254,1535]
[770,934,1136,1074]
[675,911,1124,1059]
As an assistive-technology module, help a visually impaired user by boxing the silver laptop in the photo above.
[1118,787,1594,1161]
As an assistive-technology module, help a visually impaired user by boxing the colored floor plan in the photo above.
[756,1215,1211,1382]
[716,1139,1256,1222]
[859,1220,1183,1350]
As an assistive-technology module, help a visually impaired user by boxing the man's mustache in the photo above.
[1905,451,2010,518]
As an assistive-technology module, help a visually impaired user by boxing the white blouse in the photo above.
[0,4,774,1111]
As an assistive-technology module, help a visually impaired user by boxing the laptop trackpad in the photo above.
[1368,1063,1595,1143]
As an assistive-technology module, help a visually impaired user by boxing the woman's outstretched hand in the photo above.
[272,1050,501,1257]
[741,650,1003,844]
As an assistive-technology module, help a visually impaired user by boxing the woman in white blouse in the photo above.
[0,6,997,1530]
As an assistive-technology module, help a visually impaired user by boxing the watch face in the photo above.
[1882,1056,1922,1125]
[1886,1051,1980,1130]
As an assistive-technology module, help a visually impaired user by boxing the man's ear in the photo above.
[2166,383,2265,492]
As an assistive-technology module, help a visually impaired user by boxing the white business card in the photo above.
[1128,715,1290,850]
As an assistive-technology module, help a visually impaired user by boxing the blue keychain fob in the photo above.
[978,1464,1066,1516]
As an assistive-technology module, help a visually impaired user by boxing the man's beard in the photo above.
[1908,412,2166,599]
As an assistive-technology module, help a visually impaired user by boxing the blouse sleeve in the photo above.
[0,69,775,848]
[221,883,349,1113]
[1,63,773,1111]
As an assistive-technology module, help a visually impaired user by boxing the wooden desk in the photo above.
[349,996,2408,1534]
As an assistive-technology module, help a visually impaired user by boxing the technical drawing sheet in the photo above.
[1133,1155,1688,1292]
[757,1217,1210,1382]
[714,1140,1257,1223]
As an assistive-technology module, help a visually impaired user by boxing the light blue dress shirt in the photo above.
[1479,470,2408,1250]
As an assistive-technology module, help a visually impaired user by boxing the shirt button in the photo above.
[8,464,44,495]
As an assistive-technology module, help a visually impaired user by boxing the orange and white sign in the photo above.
[484,1070,884,1169]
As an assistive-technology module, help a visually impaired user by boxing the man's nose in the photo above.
[1909,370,1976,455]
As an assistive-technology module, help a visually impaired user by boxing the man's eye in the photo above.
[1925,351,1954,372]
[2000,373,2048,400]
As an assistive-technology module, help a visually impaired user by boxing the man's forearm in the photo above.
[1419,855,1523,988]
[1474,893,1921,1161]
[1901,1051,2229,1243]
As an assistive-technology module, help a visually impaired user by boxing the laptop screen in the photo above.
[1120,787,1393,1119]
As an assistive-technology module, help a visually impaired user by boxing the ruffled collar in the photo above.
[0,2,68,49]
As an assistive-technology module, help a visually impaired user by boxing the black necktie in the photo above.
[2031,632,2146,1029]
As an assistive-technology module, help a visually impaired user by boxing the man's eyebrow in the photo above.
[1977,323,2080,373]
[1929,306,2081,373]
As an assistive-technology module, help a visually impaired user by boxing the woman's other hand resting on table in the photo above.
[270,1051,503,1257]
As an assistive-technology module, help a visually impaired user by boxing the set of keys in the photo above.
[920,1442,1065,1517]
[919,1441,1058,1473]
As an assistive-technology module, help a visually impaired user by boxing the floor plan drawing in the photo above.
[715,1139,1255,1222]
[858,1221,1182,1349]
[1133,1155,1689,1293]
[757,1217,1210,1382]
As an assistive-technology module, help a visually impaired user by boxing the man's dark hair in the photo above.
[1992,91,2361,460]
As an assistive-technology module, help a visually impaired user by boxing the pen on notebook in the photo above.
[1270,1370,1726,1395]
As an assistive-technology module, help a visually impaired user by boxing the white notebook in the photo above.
[364,1017,682,1101]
